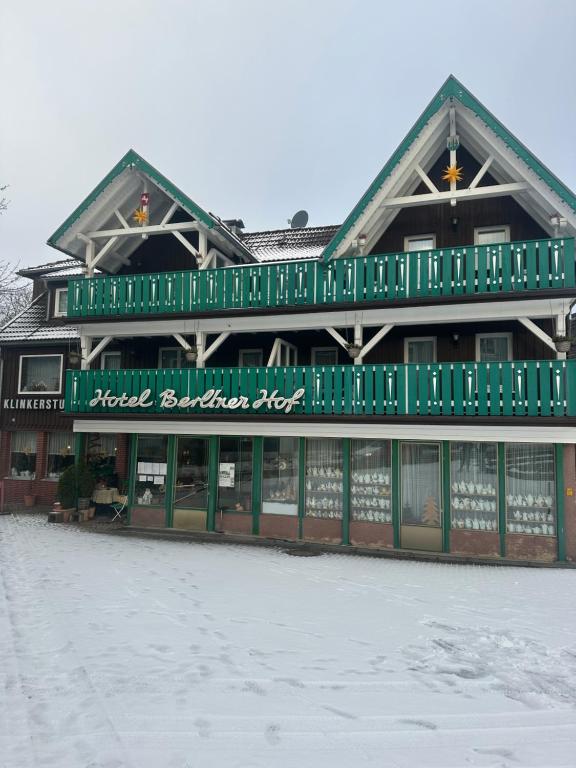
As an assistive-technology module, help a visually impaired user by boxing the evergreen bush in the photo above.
[57,464,96,508]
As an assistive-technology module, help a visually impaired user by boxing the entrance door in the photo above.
[400,442,443,551]
[172,437,210,530]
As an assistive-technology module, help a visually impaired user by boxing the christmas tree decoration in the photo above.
[442,165,463,184]
[422,496,440,526]
[133,192,150,226]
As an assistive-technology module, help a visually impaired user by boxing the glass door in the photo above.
[217,437,253,513]
[172,437,209,530]
[400,442,443,551]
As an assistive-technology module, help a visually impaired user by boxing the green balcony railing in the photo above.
[66,360,576,418]
[67,237,575,318]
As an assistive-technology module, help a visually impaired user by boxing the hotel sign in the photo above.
[87,387,306,414]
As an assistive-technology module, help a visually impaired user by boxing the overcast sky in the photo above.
[1,0,575,269]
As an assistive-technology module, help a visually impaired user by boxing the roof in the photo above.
[243,225,340,262]
[321,75,576,262]
[0,294,78,344]
[18,258,86,281]
[47,149,255,268]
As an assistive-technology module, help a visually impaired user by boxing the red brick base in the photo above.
[350,521,394,549]
[130,506,166,527]
[2,478,58,508]
[303,517,342,544]
[217,512,252,535]
[505,534,557,562]
[259,514,299,541]
[450,530,500,558]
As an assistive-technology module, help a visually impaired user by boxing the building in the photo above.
[2,75,576,563]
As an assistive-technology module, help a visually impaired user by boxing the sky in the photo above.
[1,0,575,269]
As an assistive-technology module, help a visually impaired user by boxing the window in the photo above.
[404,337,436,363]
[476,333,512,362]
[262,437,299,516]
[404,234,436,252]
[351,439,392,523]
[305,438,343,520]
[474,226,510,245]
[174,437,209,510]
[87,433,117,483]
[505,443,556,536]
[238,349,263,367]
[18,354,63,394]
[54,288,68,317]
[218,437,253,513]
[311,347,338,366]
[10,432,37,479]
[47,432,74,479]
[101,351,121,370]
[450,442,498,531]
[134,435,168,506]
[158,347,194,369]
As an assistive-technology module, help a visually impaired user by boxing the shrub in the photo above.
[57,464,96,508]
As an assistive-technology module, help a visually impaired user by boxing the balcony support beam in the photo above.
[80,335,92,370]
[172,231,200,259]
[360,324,394,359]
[378,182,529,210]
[86,221,199,239]
[518,317,556,353]
[172,333,194,354]
[469,155,494,189]
[200,331,230,365]
[325,326,350,351]
[83,336,112,368]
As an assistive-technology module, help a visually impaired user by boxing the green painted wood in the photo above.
[252,436,263,536]
[126,434,138,526]
[298,437,306,540]
[497,443,506,557]
[64,361,576,418]
[207,435,218,532]
[342,439,351,546]
[555,444,565,561]
[391,440,400,549]
[165,435,176,528]
[442,441,451,553]
[67,237,574,319]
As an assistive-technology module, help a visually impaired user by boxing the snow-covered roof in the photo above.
[0,294,78,344]
[243,225,340,262]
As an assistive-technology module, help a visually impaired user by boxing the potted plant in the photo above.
[23,481,37,508]
[552,335,573,353]
[346,343,362,360]
[77,464,96,510]
[57,465,78,522]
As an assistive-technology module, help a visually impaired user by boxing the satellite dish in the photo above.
[290,210,309,229]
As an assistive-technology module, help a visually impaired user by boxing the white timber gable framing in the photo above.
[47,150,254,277]
[322,78,576,262]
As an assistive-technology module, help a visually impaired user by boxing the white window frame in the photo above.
[18,354,63,395]
[404,337,437,364]
[101,351,122,370]
[474,225,510,245]
[404,234,436,252]
[311,347,339,366]
[475,332,513,362]
[238,349,264,367]
[53,288,68,318]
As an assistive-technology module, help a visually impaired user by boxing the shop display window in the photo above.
[134,435,168,506]
[218,437,253,513]
[305,438,343,519]
[351,439,392,523]
[505,443,556,536]
[262,437,299,515]
[174,438,209,509]
[400,442,441,527]
[47,432,74,479]
[450,442,498,531]
[10,431,37,479]
[87,433,117,484]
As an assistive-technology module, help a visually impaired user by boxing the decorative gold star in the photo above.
[442,165,463,184]
[133,208,148,225]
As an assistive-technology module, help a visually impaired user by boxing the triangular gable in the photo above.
[322,76,576,262]
[47,149,254,266]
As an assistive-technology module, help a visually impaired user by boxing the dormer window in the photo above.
[54,288,68,317]
[404,234,436,252]
[474,226,510,245]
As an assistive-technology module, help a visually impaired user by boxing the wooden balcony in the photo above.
[67,237,575,319]
[65,360,576,418]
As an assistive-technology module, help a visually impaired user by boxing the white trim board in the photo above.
[77,297,574,338]
[72,419,576,444]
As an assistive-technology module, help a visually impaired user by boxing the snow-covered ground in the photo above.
[1,514,575,768]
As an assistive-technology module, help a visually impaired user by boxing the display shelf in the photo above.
[305,473,343,520]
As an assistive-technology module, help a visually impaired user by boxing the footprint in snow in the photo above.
[264,723,281,745]
[398,718,438,730]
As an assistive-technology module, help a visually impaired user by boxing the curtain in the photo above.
[48,432,74,455]
[12,431,37,453]
[450,442,498,531]
[401,442,441,526]
[87,433,116,457]
[20,356,61,391]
